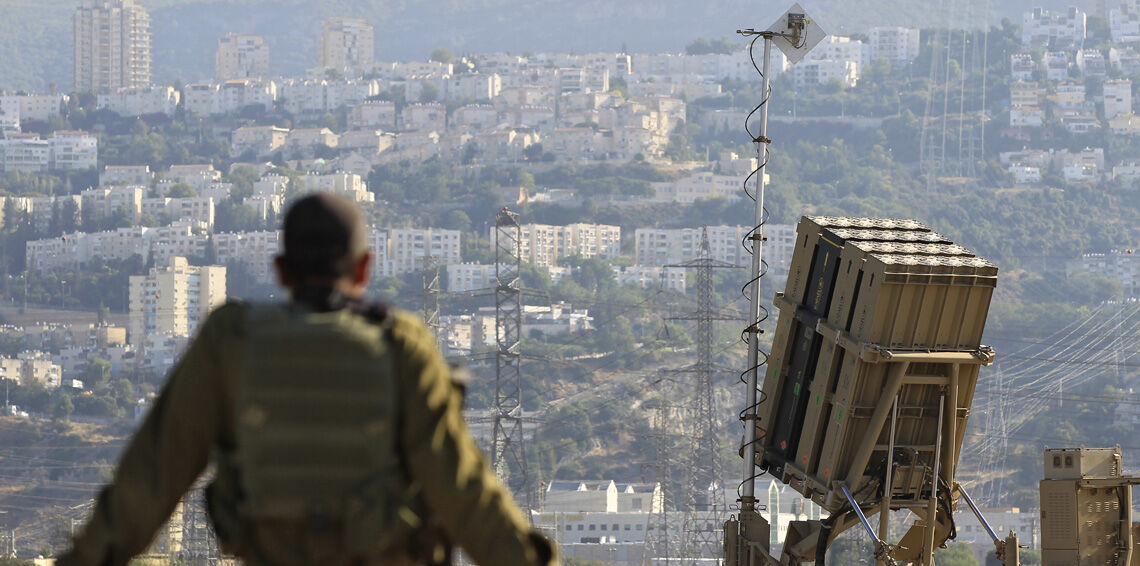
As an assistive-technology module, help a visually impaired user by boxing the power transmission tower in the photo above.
[422,254,441,342]
[665,227,739,562]
[492,208,529,504]
[644,397,674,566]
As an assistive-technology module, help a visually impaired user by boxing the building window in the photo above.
[600,524,606,531]
[589,525,595,531]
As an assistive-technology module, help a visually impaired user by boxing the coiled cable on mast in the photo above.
[737,33,773,500]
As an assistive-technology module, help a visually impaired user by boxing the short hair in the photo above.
[280,193,367,280]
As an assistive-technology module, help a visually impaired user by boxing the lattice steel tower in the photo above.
[422,255,441,341]
[492,208,528,498]
[666,227,738,562]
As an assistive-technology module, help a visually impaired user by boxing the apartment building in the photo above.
[0,131,97,173]
[318,18,374,73]
[128,257,226,345]
[101,165,153,187]
[868,27,920,65]
[1068,250,1140,297]
[298,172,374,203]
[216,34,270,80]
[73,0,151,91]
[489,223,620,267]
[634,224,796,272]
[231,125,289,158]
[213,231,280,285]
[1104,79,1133,119]
[388,228,462,274]
[1022,7,1086,50]
[97,86,180,117]
[611,265,686,292]
[183,80,277,116]
[0,352,62,388]
[0,93,69,123]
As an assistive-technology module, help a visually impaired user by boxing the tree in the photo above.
[420,81,440,103]
[430,47,455,64]
[166,181,196,198]
[442,209,471,231]
[53,393,74,422]
[82,357,112,391]
[933,543,979,566]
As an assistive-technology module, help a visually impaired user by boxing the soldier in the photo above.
[59,193,557,566]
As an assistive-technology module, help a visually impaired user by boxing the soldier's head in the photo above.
[274,193,371,298]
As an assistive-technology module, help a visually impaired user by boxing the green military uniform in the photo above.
[60,301,555,566]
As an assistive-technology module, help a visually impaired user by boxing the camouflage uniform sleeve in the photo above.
[389,310,558,566]
[58,304,242,566]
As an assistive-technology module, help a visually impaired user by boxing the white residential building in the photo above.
[1110,46,1140,74]
[634,224,796,272]
[1104,79,1132,119]
[387,228,462,274]
[1010,53,1036,81]
[213,231,280,285]
[48,131,98,171]
[496,223,621,267]
[1041,51,1069,81]
[0,93,69,123]
[298,172,374,203]
[277,79,381,114]
[1111,2,1140,42]
[1022,7,1086,50]
[868,27,920,65]
[73,0,151,91]
[350,100,397,130]
[447,263,497,292]
[216,34,270,80]
[1075,49,1107,76]
[650,172,741,203]
[101,165,153,187]
[97,86,180,117]
[1068,250,1140,296]
[1010,106,1045,128]
[318,18,374,74]
[611,265,686,292]
[128,256,226,345]
[183,80,277,116]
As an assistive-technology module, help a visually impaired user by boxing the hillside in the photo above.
[0,0,1079,92]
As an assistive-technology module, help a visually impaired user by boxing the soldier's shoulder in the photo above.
[203,300,251,329]
[384,307,434,348]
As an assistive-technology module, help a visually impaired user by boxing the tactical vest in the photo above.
[218,303,424,558]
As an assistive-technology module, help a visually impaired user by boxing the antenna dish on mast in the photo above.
[766,3,827,64]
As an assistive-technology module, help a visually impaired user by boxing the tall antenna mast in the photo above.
[729,5,825,564]
[422,254,441,342]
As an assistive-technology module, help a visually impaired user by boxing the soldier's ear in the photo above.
[274,255,292,291]
[351,252,371,287]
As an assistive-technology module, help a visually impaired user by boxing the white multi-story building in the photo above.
[1111,46,1140,74]
[387,228,462,274]
[101,165,153,187]
[1068,250,1140,296]
[446,263,496,292]
[650,172,741,203]
[277,79,381,114]
[1010,53,1036,81]
[1022,7,1086,49]
[611,265,686,292]
[97,86,180,117]
[0,352,62,389]
[401,103,447,133]
[298,172,374,203]
[497,223,621,267]
[634,224,796,272]
[148,221,210,265]
[868,27,920,65]
[1111,2,1140,42]
[1104,79,1133,119]
[1041,51,1069,81]
[318,18,374,74]
[48,131,98,171]
[1010,106,1045,128]
[81,186,144,224]
[73,0,151,92]
[788,59,858,89]
[1075,49,1107,76]
[183,80,277,116]
[445,73,502,101]
[128,256,226,345]
[216,34,270,80]
[213,230,280,285]
[0,131,97,173]
[350,100,397,130]
[231,125,289,158]
[0,93,69,123]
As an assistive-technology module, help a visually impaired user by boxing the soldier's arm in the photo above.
[390,311,556,566]
[60,305,239,566]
